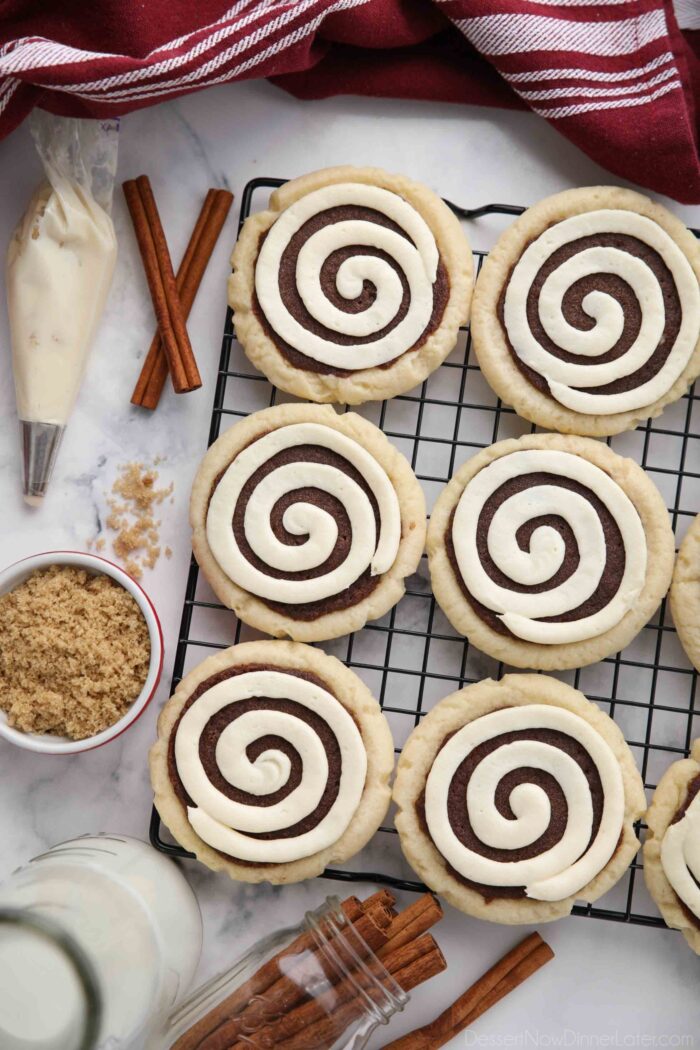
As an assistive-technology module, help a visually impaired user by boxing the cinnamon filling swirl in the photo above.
[252,184,451,376]
[419,704,625,903]
[496,211,700,416]
[444,448,645,645]
[169,664,367,865]
[205,422,402,621]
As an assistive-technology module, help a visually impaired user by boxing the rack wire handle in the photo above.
[445,200,526,220]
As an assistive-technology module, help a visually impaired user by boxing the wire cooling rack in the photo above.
[150,177,700,928]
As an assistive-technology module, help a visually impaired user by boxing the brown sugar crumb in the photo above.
[0,565,150,740]
[103,462,173,580]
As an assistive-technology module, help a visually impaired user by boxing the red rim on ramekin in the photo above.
[0,550,164,755]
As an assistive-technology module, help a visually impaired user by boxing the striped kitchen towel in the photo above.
[1,0,698,202]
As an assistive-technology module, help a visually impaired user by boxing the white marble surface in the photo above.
[1,80,699,1047]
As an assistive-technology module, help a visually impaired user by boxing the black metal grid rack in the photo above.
[151,177,700,928]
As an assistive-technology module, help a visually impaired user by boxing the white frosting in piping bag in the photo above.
[424,704,625,902]
[206,422,401,604]
[7,175,117,425]
[661,787,700,918]
[504,210,700,415]
[255,182,440,369]
[452,449,646,644]
[175,670,367,862]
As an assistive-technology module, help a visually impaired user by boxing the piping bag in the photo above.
[6,113,119,504]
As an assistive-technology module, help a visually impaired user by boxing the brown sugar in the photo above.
[0,565,150,740]
[102,461,173,580]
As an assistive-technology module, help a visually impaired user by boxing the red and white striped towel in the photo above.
[1,0,698,202]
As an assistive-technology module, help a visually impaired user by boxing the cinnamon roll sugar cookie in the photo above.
[427,433,675,670]
[150,641,394,884]
[644,741,700,953]
[670,514,700,673]
[471,187,700,436]
[394,675,646,924]
[229,166,472,404]
[190,403,426,642]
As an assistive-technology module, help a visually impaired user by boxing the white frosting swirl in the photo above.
[175,669,367,863]
[452,449,646,644]
[661,784,700,918]
[504,210,700,415]
[206,422,401,605]
[255,182,440,370]
[424,704,625,902]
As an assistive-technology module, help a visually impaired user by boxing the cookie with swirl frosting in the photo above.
[471,187,700,436]
[190,403,426,641]
[150,640,394,883]
[644,741,700,953]
[229,166,472,404]
[428,433,675,670]
[394,674,646,924]
[670,514,700,673]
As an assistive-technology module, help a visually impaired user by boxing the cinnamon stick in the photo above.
[380,932,554,1050]
[123,174,201,395]
[456,943,554,1030]
[362,888,398,919]
[378,894,442,960]
[392,942,447,992]
[131,187,233,409]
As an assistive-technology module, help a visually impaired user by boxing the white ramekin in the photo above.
[0,550,164,755]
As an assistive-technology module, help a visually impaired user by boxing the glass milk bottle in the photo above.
[0,834,202,1049]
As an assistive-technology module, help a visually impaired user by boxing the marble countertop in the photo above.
[1,79,699,1047]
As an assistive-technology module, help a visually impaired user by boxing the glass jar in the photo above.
[161,896,409,1050]
[0,834,203,1050]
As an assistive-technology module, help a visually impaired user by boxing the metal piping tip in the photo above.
[20,420,65,505]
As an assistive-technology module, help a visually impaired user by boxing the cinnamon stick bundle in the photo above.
[274,939,447,1050]
[214,890,402,1047]
[131,187,233,409]
[123,174,203,396]
[201,907,395,1050]
[380,931,555,1050]
[225,914,446,1050]
[171,891,444,1050]
[171,895,371,1050]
